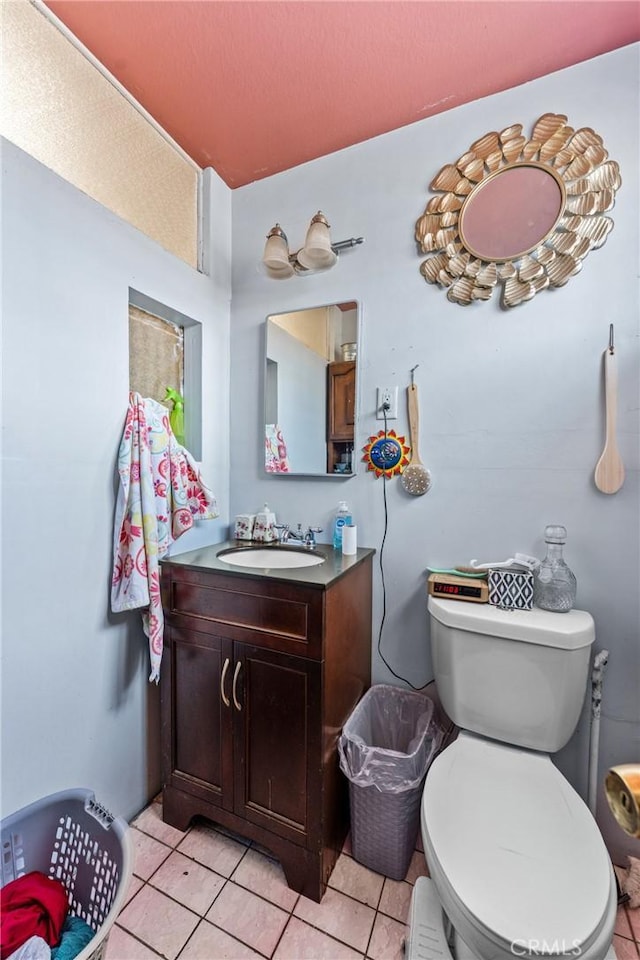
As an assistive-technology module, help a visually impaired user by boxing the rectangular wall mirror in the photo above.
[264,301,358,477]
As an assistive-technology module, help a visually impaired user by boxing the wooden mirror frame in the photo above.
[415,113,621,308]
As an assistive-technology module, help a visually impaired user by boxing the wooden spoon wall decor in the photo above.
[594,324,625,494]
[401,380,432,496]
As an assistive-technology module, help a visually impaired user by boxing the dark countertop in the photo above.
[161,541,375,588]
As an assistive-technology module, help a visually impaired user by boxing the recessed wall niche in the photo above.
[128,289,202,459]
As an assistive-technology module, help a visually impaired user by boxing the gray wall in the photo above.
[230,46,639,863]
[1,143,232,821]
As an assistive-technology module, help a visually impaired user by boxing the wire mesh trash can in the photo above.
[338,685,443,880]
[1,788,133,960]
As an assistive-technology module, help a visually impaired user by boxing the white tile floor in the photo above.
[106,797,640,960]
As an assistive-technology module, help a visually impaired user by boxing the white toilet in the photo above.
[407,596,617,960]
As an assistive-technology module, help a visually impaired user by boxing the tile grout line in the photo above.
[126,869,640,960]
[174,850,415,954]
[127,885,409,958]
[125,826,242,946]
[169,839,299,960]
[130,825,175,886]
[183,916,276,960]
[619,902,640,943]
[289,913,371,959]
[223,843,303,917]
[317,858,422,957]
[239,855,392,958]
[130,823,312,947]
[217,875,295,920]
[146,868,227,921]
[362,870,387,959]
[129,809,424,959]
[173,915,273,960]
[112,921,163,959]
[364,915,376,959]
[130,806,640,959]
[290,900,377,957]
[174,916,205,960]
[131,880,275,960]
[137,821,245,888]
[268,911,294,959]
[328,872,417,912]
[121,876,203,940]
[615,934,640,960]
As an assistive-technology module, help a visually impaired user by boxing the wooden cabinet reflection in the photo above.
[327,361,355,473]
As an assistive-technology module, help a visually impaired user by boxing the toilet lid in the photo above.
[423,733,611,952]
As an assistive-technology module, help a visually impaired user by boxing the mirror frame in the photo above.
[263,301,360,478]
[415,112,621,308]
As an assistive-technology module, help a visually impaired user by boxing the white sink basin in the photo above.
[217,547,325,569]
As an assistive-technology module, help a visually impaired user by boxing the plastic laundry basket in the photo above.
[339,685,443,880]
[1,788,133,960]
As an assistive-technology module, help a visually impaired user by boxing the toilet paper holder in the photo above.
[605,764,640,838]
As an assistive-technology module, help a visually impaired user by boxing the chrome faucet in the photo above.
[303,526,323,548]
[276,523,323,548]
[274,524,290,543]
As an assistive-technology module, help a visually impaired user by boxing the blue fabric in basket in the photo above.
[51,916,94,960]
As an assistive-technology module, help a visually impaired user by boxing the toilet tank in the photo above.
[428,597,595,752]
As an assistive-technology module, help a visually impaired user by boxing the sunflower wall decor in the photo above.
[362,430,410,478]
[415,113,621,308]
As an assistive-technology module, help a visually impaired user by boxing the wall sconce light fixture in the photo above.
[262,212,364,279]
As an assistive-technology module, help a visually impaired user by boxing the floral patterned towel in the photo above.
[265,423,290,473]
[111,393,219,682]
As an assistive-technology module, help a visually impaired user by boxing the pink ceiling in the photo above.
[44,0,639,188]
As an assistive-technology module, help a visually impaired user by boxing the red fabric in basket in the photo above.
[1,871,68,958]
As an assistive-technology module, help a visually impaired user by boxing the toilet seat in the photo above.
[422,732,615,959]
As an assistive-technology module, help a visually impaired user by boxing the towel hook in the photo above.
[609,323,615,355]
[410,364,420,386]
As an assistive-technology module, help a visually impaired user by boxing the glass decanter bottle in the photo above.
[534,524,577,613]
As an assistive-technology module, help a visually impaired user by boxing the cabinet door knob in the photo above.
[220,657,231,707]
[232,660,243,712]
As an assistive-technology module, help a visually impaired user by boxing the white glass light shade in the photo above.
[263,226,294,278]
[297,212,337,270]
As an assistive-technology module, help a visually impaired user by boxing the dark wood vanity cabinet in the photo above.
[160,551,372,901]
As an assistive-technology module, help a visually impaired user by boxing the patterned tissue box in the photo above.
[488,568,534,610]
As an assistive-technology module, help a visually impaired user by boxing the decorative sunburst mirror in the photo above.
[415,113,621,308]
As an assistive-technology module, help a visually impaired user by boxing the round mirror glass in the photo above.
[459,164,565,262]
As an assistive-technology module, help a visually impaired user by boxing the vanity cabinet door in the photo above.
[232,642,321,847]
[161,625,234,811]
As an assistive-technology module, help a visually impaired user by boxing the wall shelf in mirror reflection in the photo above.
[415,113,621,308]
[264,302,359,477]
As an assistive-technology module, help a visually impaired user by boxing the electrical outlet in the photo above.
[376,386,398,420]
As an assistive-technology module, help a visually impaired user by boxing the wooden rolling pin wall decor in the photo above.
[594,324,625,495]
